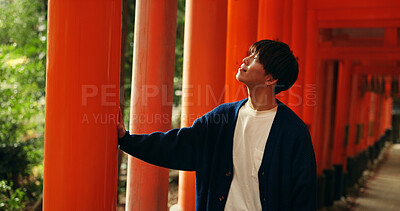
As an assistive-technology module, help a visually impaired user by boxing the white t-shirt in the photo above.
[224,100,277,211]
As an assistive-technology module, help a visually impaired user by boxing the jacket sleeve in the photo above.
[118,115,208,171]
[291,131,317,211]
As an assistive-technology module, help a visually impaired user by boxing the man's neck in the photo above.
[247,86,277,111]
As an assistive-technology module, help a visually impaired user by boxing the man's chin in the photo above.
[236,76,247,85]
[235,74,243,82]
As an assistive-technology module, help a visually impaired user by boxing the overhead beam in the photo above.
[318,19,400,28]
[352,66,400,75]
[311,0,400,10]
[317,46,400,60]
[317,8,400,22]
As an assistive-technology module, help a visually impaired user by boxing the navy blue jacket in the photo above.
[118,99,317,210]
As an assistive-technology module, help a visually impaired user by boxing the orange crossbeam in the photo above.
[318,47,400,60]
[353,66,400,75]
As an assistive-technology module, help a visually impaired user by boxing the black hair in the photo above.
[249,39,299,94]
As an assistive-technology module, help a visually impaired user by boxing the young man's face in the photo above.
[236,53,270,87]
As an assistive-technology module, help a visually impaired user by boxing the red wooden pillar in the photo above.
[384,76,393,132]
[387,97,393,131]
[43,0,121,210]
[282,0,293,45]
[125,1,177,210]
[314,62,326,174]
[379,86,386,136]
[356,96,367,153]
[288,0,306,117]
[355,75,367,155]
[257,0,283,40]
[179,0,227,210]
[374,77,383,139]
[381,76,390,135]
[281,0,292,104]
[332,61,352,168]
[320,61,335,172]
[224,0,258,103]
[303,9,318,143]
[368,87,377,146]
[361,75,372,152]
[347,73,360,158]
[374,89,382,140]
[257,0,289,104]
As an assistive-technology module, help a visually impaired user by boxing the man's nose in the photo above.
[242,56,249,64]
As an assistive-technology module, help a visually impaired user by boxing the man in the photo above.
[117,40,317,210]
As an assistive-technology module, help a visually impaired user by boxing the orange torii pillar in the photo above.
[303,9,318,144]
[318,61,338,207]
[43,0,121,210]
[178,0,227,210]
[331,61,352,200]
[288,0,307,116]
[372,78,383,158]
[282,0,292,45]
[314,61,331,209]
[319,62,335,175]
[347,74,359,159]
[380,76,390,136]
[383,76,394,134]
[348,73,365,187]
[362,75,373,153]
[257,0,289,104]
[303,9,321,205]
[356,92,368,154]
[373,77,383,140]
[346,73,360,189]
[368,84,378,149]
[224,0,258,103]
[357,75,372,178]
[125,1,177,210]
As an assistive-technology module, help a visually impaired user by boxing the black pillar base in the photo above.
[368,145,374,163]
[317,174,326,209]
[342,171,348,197]
[333,164,343,200]
[323,168,335,207]
[347,156,355,188]
[360,150,368,176]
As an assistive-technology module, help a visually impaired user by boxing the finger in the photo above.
[118,108,122,123]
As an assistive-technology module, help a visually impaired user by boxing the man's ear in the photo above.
[265,75,278,86]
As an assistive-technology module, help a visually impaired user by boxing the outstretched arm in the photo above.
[117,108,207,171]
[117,108,127,138]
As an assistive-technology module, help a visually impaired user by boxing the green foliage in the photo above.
[0,45,45,206]
[0,0,47,208]
[0,0,46,47]
[173,0,185,107]
[0,180,26,210]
